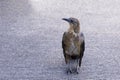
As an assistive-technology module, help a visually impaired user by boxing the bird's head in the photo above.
[62,17,80,33]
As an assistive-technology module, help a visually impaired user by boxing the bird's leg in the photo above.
[65,55,69,64]
[75,59,79,74]
[67,61,72,74]
[65,58,68,64]
[79,58,82,67]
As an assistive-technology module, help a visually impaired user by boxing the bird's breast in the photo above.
[66,40,80,55]
[64,32,80,55]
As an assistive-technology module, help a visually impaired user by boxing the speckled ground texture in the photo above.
[0,0,120,80]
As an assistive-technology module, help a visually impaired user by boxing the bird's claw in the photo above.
[75,70,79,74]
[67,68,79,74]
[67,69,72,74]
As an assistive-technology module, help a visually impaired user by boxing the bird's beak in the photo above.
[62,18,71,23]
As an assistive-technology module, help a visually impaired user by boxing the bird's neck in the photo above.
[68,25,80,34]
[75,25,80,33]
[68,27,79,37]
[68,26,74,33]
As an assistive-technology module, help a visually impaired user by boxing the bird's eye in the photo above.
[70,20,73,23]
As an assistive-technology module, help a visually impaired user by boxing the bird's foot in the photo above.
[67,69,72,74]
[75,70,79,74]
[67,68,79,74]
[74,67,79,74]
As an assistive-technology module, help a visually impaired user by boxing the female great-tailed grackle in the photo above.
[62,17,85,74]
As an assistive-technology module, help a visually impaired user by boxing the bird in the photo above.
[62,17,85,74]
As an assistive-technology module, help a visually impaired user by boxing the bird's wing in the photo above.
[62,32,66,56]
[62,32,71,64]
[79,32,85,66]
[62,32,67,63]
[80,32,85,54]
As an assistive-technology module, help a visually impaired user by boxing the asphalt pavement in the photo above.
[0,0,120,80]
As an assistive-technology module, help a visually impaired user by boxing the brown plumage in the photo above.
[62,17,85,74]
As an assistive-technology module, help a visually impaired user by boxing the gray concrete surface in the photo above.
[0,0,120,80]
